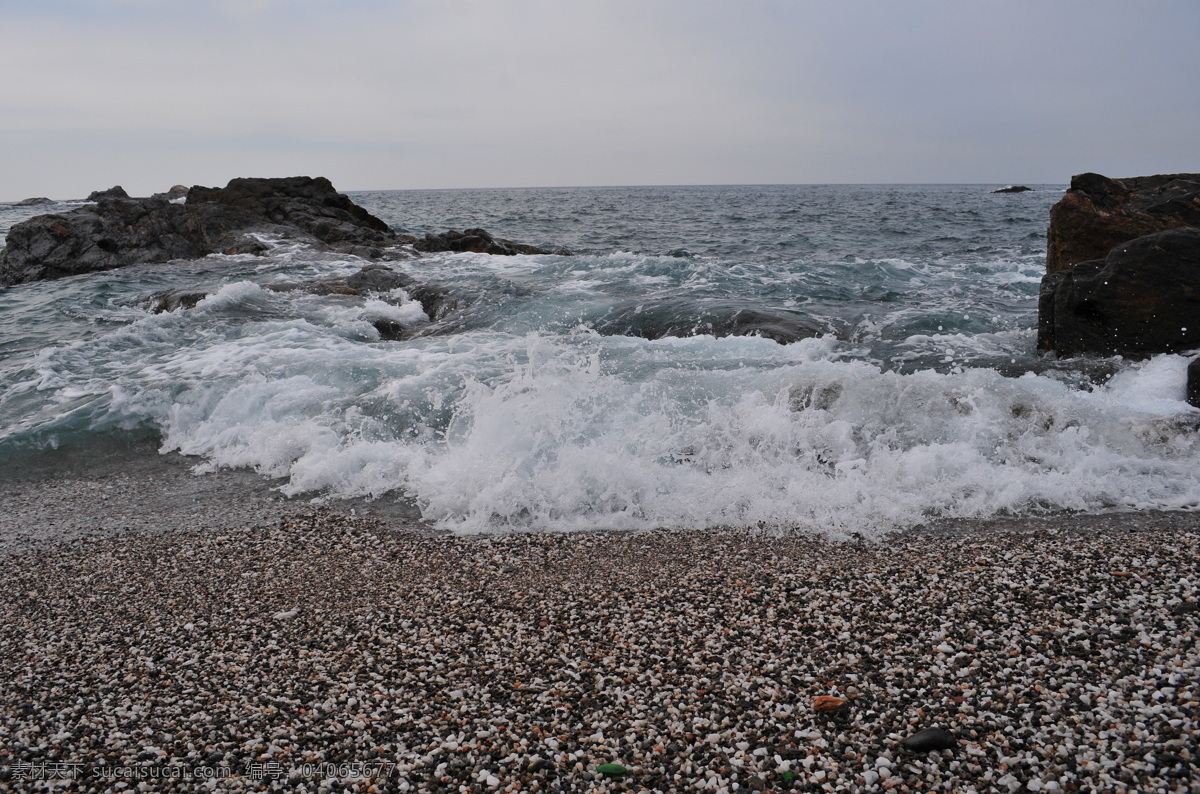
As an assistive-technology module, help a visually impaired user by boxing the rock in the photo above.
[151,185,190,201]
[87,186,129,201]
[221,235,270,256]
[595,763,627,777]
[14,197,54,207]
[371,319,411,341]
[0,177,405,286]
[1188,360,1200,410]
[345,265,459,321]
[148,289,209,313]
[813,695,850,717]
[1046,172,1200,273]
[594,300,823,345]
[992,185,1032,194]
[142,265,458,335]
[1038,227,1200,356]
[185,176,400,249]
[900,727,956,752]
[414,227,571,256]
[345,264,417,293]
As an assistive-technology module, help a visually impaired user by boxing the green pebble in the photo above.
[782,770,796,781]
[596,763,628,777]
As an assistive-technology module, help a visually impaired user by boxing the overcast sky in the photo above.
[2,0,1197,200]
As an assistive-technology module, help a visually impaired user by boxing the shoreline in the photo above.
[1,469,1197,792]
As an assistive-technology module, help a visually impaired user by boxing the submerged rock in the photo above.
[145,264,459,333]
[414,227,571,256]
[992,185,1032,194]
[1038,172,1200,357]
[14,197,54,207]
[594,300,824,344]
[147,289,210,313]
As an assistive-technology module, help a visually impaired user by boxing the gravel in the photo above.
[1,502,1198,792]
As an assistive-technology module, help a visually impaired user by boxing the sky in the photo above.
[1,0,1197,200]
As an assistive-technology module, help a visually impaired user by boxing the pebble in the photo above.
[0,507,1197,792]
[900,727,957,752]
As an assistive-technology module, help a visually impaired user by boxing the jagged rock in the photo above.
[1038,227,1200,357]
[414,227,571,256]
[14,197,54,207]
[992,185,1032,194]
[185,176,402,249]
[0,177,406,286]
[87,186,129,201]
[1046,172,1200,272]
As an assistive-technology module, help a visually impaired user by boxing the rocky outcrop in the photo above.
[414,228,571,256]
[992,185,1031,194]
[1038,228,1200,357]
[0,177,408,286]
[1038,173,1200,358]
[186,177,404,250]
[87,186,129,201]
[14,197,54,207]
[1045,172,1200,272]
[1,177,573,287]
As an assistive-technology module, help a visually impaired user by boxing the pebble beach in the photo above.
[1,472,1198,793]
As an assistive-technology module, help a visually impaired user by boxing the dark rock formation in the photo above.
[414,228,571,256]
[1188,359,1200,410]
[1038,228,1200,357]
[186,177,403,249]
[87,186,129,201]
[1038,173,1200,358]
[593,300,824,345]
[0,177,407,286]
[1046,172,1200,273]
[14,197,54,207]
[992,185,1031,194]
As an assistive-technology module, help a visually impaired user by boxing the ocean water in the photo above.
[2,184,1198,537]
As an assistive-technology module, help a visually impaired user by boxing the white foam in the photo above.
[10,267,1199,538]
[115,326,1199,537]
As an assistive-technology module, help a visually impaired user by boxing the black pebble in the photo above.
[901,727,957,752]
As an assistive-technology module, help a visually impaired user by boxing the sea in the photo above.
[2,184,1198,538]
